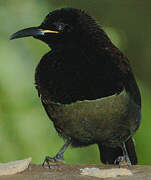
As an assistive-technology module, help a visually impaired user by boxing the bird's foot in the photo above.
[42,139,71,168]
[114,156,131,167]
[42,154,65,168]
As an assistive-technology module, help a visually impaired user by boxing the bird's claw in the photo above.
[42,155,65,168]
[42,156,56,168]
[114,156,131,168]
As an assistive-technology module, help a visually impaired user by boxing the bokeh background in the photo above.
[0,0,151,165]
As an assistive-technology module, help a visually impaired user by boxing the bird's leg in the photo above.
[114,142,131,167]
[42,138,71,168]
[122,142,131,165]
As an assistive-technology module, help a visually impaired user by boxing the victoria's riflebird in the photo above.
[10,7,141,166]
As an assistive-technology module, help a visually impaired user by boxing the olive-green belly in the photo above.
[45,89,141,147]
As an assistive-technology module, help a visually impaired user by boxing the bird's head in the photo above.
[10,8,103,49]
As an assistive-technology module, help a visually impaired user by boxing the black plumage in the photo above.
[10,7,141,166]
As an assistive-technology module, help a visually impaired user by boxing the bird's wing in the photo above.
[35,49,139,105]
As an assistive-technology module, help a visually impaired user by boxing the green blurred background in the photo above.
[0,0,151,165]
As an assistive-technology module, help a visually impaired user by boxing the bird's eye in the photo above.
[54,23,72,32]
[58,24,64,31]
[54,23,65,31]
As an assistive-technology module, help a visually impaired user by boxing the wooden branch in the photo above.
[1,163,151,180]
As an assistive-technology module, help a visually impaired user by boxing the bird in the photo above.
[10,7,141,166]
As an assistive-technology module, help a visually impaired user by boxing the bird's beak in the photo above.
[10,27,59,40]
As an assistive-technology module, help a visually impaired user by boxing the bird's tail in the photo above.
[98,138,137,165]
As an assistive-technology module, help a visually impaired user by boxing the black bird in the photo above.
[10,7,141,166]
